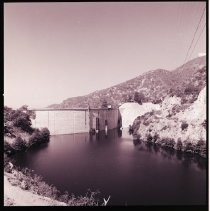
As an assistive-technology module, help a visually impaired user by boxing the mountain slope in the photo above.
[131,85,206,157]
[48,56,206,109]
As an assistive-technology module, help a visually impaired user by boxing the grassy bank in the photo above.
[4,172,67,206]
[4,159,101,206]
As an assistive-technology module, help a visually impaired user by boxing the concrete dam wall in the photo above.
[31,108,120,135]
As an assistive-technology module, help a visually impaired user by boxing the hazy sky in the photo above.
[4,2,206,108]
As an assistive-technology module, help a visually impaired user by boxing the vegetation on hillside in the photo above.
[48,56,206,109]
[4,105,50,155]
[169,65,206,104]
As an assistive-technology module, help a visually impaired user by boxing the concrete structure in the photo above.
[30,108,120,135]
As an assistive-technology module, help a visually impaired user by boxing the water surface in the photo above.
[12,129,206,205]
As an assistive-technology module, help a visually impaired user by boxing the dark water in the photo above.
[12,129,206,205]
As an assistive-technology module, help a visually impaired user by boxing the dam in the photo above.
[30,108,120,135]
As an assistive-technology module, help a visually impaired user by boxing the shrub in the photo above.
[181,122,188,131]
[4,155,12,173]
[101,99,108,108]
[28,129,42,147]
[184,85,199,95]
[201,120,206,129]
[145,133,160,143]
[4,154,10,166]
[143,120,150,126]
[153,133,160,143]
[166,138,175,148]
[171,105,183,115]
[12,137,27,151]
[166,113,172,118]
[40,128,50,143]
[176,139,183,151]
[181,98,188,104]
[133,133,140,141]
[161,138,175,149]
[36,183,59,199]
[146,133,153,143]
[4,164,13,173]
[134,92,145,105]
[128,125,134,134]
[4,123,14,136]
[153,99,162,104]
[195,140,206,157]
[29,128,50,147]
[13,115,33,133]
[68,190,99,206]
[59,191,70,203]
[132,117,141,134]
[161,126,168,131]
[4,141,15,155]
[183,142,195,153]
[198,66,206,74]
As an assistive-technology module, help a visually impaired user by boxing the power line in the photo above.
[178,3,185,47]
[183,6,206,63]
[188,22,206,60]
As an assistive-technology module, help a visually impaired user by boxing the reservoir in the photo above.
[11,129,206,205]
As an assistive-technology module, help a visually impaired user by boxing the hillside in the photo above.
[131,86,206,157]
[48,56,206,109]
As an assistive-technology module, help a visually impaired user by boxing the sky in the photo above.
[4,2,206,109]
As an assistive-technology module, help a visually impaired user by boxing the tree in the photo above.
[122,94,128,102]
[19,105,28,112]
[101,99,108,108]
[134,92,144,104]
[4,106,15,123]
[181,122,188,131]
[12,136,27,151]
[128,95,133,102]
[4,105,35,134]
[176,139,183,151]
[184,85,199,95]
[19,105,36,119]
[40,128,50,142]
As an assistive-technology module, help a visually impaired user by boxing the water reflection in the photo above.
[132,139,206,171]
[133,138,141,146]
[117,129,122,138]
[92,129,206,171]
[14,130,206,170]
[153,144,160,154]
